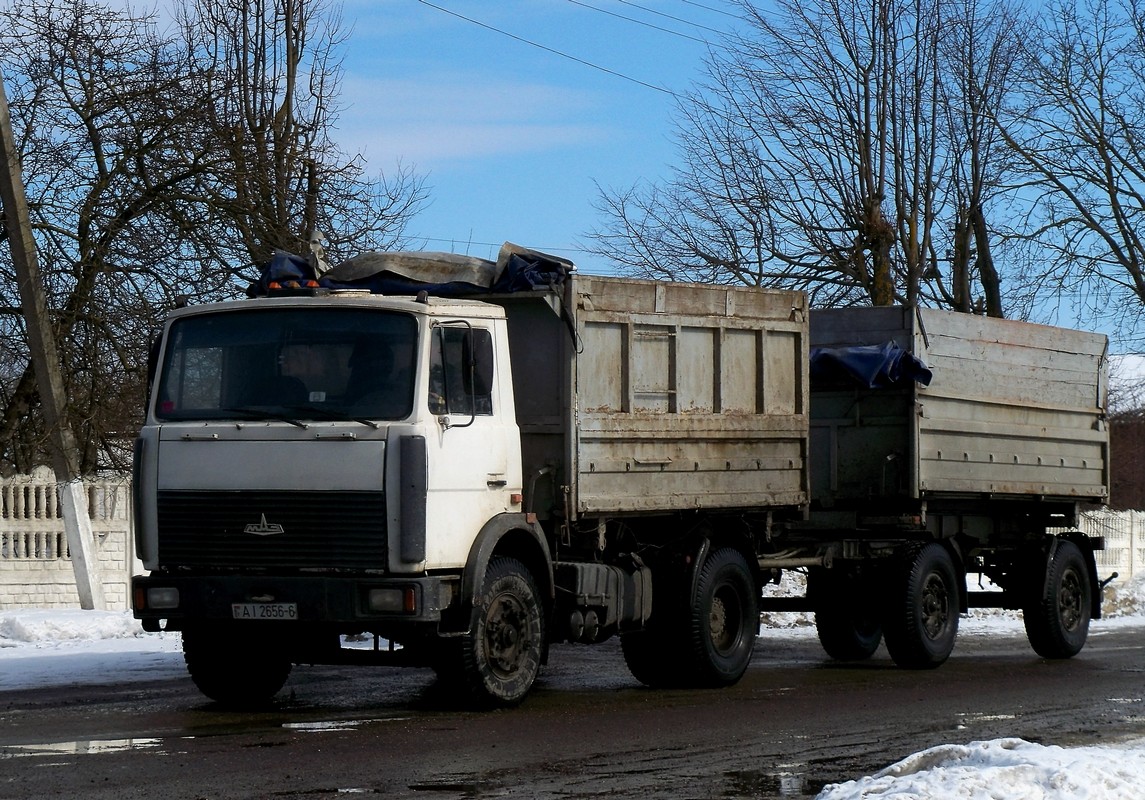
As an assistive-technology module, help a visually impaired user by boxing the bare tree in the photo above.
[177,0,426,271]
[589,0,1025,313]
[936,0,1025,317]
[0,0,427,473]
[0,1,216,473]
[997,0,1145,339]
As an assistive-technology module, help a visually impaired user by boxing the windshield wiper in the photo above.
[281,404,381,429]
[219,406,309,429]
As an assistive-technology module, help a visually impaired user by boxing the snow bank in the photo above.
[1102,570,1145,618]
[0,609,150,646]
[817,737,1145,800]
[808,573,1145,799]
[0,609,184,690]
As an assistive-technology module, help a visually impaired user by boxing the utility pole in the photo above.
[0,70,104,609]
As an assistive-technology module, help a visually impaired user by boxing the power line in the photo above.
[614,0,731,36]
[677,0,744,19]
[566,0,710,44]
[415,0,679,97]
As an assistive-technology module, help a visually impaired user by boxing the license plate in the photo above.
[231,602,297,620]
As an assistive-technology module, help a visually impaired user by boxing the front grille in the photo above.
[157,490,386,570]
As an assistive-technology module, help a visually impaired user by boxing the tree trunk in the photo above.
[971,205,1003,317]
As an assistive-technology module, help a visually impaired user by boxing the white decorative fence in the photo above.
[1073,509,1145,582]
[0,467,135,611]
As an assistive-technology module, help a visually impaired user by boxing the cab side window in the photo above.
[429,327,494,416]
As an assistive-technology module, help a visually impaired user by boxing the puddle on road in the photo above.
[0,716,410,761]
[955,711,1017,730]
[282,717,410,733]
[725,766,827,797]
[0,738,163,759]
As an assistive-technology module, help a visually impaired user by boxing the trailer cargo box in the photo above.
[809,307,1109,515]
[488,275,810,521]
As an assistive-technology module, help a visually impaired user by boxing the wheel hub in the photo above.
[485,591,529,675]
[1059,569,1083,632]
[709,586,742,653]
[920,573,950,639]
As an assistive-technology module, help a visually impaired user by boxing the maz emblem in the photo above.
[244,514,285,536]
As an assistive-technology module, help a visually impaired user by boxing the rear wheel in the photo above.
[182,626,292,707]
[621,551,688,688]
[686,547,759,686]
[450,556,544,708]
[622,546,758,688]
[882,543,960,669]
[810,568,883,661]
[1023,539,1092,659]
[620,628,677,687]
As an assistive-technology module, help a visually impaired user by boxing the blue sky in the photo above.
[335,1,740,274]
[329,2,1145,361]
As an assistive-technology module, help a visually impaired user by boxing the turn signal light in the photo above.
[367,587,417,614]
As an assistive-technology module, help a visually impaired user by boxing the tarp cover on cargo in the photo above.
[247,242,573,298]
[810,341,933,388]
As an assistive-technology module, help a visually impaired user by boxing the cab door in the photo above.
[420,321,520,568]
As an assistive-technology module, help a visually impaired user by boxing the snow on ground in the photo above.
[0,608,185,690]
[818,737,1145,800]
[2,573,1145,799]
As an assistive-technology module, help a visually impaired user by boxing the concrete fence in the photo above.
[1,468,1143,612]
[0,467,134,611]
[1070,509,1145,582]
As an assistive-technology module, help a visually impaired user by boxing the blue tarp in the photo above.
[810,341,933,388]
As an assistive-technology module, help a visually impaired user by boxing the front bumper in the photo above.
[132,573,447,632]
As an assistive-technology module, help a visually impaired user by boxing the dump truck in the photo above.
[132,245,1109,707]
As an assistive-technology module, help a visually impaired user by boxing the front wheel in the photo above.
[882,543,960,670]
[182,626,292,707]
[1023,539,1092,659]
[453,556,545,708]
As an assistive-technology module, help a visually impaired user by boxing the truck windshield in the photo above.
[155,308,418,422]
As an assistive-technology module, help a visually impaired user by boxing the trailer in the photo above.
[764,306,1109,667]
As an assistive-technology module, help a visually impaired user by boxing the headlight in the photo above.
[145,587,180,610]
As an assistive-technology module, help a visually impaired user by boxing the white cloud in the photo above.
[336,72,611,167]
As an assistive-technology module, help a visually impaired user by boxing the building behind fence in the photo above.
[0,470,1142,611]
[0,468,134,611]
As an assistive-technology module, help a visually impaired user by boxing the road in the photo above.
[1,623,1143,799]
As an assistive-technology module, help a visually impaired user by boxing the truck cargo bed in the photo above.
[809,307,1109,511]
[489,275,810,520]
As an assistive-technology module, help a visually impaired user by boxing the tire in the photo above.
[620,554,689,688]
[1023,539,1092,659]
[810,569,883,662]
[182,626,292,707]
[620,628,677,687]
[882,543,960,669]
[684,547,759,687]
[454,556,544,708]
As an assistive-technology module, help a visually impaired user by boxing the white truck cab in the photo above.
[134,289,551,706]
